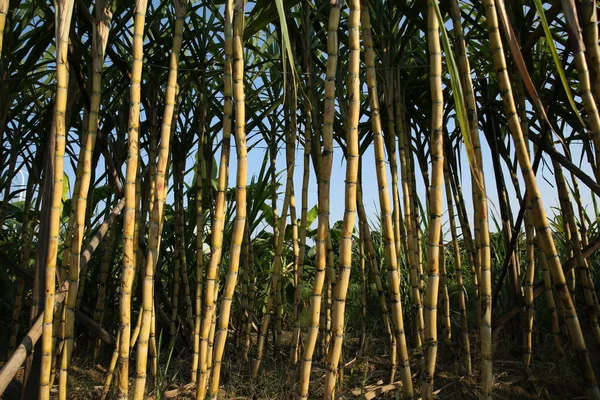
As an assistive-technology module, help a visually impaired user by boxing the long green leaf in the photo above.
[431,1,476,173]
[533,0,585,128]
[274,0,297,100]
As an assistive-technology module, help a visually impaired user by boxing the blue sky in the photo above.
[8,99,594,244]
[217,127,598,240]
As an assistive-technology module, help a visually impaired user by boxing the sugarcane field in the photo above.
[2,0,600,398]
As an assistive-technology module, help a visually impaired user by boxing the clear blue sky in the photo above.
[219,127,597,240]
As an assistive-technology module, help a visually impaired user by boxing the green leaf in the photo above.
[60,173,70,217]
[305,205,318,229]
[532,0,586,129]
[431,1,476,177]
[274,0,297,101]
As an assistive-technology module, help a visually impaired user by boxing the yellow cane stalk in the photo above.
[422,2,443,396]
[322,235,335,356]
[395,78,425,350]
[357,184,397,377]
[291,62,312,364]
[439,243,451,345]
[483,0,599,397]
[297,2,340,397]
[58,2,112,395]
[132,0,187,396]
[552,152,600,345]
[361,4,413,397]
[192,100,207,381]
[559,0,600,176]
[579,0,600,102]
[196,0,233,395]
[322,0,360,396]
[514,75,537,370]
[569,171,600,314]
[539,250,565,355]
[100,332,120,400]
[443,164,471,375]
[448,0,489,331]
[252,108,294,378]
[207,0,248,395]
[117,0,149,395]
[40,0,75,397]
[383,95,403,270]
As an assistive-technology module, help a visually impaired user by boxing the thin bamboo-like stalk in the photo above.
[485,123,522,310]
[100,332,120,400]
[449,0,488,332]
[561,0,600,175]
[568,168,600,316]
[384,106,403,273]
[357,185,396,377]
[291,48,312,364]
[40,0,76,396]
[269,120,281,352]
[169,242,181,348]
[93,192,115,359]
[358,216,367,356]
[443,163,471,375]
[206,297,217,389]
[196,0,233,394]
[579,0,600,102]
[207,0,248,395]
[552,149,600,345]
[243,223,256,361]
[252,82,295,380]
[439,243,451,345]
[322,234,335,356]
[422,2,444,395]
[483,0,599,396]
[129,306,143,352]
[149,304,157,377]
[395,76,425,350]
[129,163,143,302]
[297,2,340,397]
[117,0,148,395]
[410,148,425,303]
[515,76,537,371]
[133,0,186,396]
[539,251,564,355]
[75,165,102,310]
[192,100,207,381]
[446,160,480,324]
[323,0,360,396]
[9,279,26,354]
[362,4,413,397]
[290,191,299,321]
[174,156,194,332]
[239,232,249,350]
[8,179,34,356]
[564,219,576,293]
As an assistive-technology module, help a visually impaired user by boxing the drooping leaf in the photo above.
[532,0,585,129]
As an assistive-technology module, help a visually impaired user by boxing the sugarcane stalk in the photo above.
[40,0,76,396]
[297,2,340,397]
[362,4,413,397]
[322,0,360,396]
